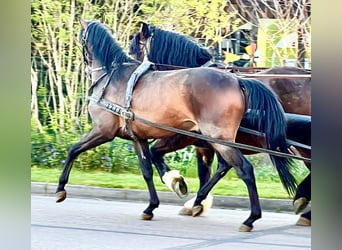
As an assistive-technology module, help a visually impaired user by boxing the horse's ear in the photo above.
[80,18,88,30]
[140,22,149,37]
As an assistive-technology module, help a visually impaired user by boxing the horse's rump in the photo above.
[258,67,311,115]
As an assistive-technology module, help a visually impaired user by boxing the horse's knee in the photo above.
[150,144,160,156]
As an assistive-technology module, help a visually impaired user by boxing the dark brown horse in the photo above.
[129,22,311,226]
[56,19,298,232]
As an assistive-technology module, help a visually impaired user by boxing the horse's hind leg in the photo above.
[296,210,311,226]
[293,172,311,214]
[56,126,115,202]
[293,172,311,226]
[133,139,160,220]
[193,146,261,232]
[234,154,262,232]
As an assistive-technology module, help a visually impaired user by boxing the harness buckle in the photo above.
[121,110,134,120]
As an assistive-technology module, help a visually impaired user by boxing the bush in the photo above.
[31,117,140,173]
[31,117,308,182]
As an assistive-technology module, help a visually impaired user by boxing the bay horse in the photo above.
[129,22,311,226]
[57,19,298,232]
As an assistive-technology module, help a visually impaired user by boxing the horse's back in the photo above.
[173,68,245,115]
[258,66,311,115]
[130,67,245,139]
[137,67,242,102]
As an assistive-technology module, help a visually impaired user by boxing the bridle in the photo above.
[137,40,147,61]
[135,27,154,62]
[80,23,112,91]
[81,24,93,70]
[80,23,109,84]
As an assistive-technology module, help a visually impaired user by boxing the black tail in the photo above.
[238,77,298,196]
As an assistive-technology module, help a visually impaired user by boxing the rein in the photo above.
[238,126,311,150]
[87,96,311,163]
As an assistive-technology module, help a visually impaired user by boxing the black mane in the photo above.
[143,25,213,67]
[84,21,136,70]
[128,32,143,59]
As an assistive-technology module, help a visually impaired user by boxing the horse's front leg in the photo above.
[133,139,159,220]
[56,126,115,202]
[150,135,195,197]
[192,153,232,218]
[179,145,215,216]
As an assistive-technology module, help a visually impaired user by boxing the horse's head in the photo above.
[79,19,95,67]
[128,22,155,62]
[128,32,145,61]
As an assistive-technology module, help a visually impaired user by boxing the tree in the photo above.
[31,0,143,134]
[31,0,81,133]
[227,0,311,68]
[138,0,240,47]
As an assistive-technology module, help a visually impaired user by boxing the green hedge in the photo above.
[31,117,308,182]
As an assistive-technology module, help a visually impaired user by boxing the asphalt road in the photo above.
[31,195,311,250]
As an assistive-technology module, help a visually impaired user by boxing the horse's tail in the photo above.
[238,77,298,196]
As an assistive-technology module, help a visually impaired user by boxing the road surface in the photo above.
[31,195,311,250]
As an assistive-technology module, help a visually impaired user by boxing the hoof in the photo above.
[293,197,309,214]
[141,213,153,220]
[56,190,67,203]
[296,216,311,226]
[178,207,192,216]
[172,176,189,198]
[162,170,188,197]
[183,194,213,216]
[192,205,203,217]
[239,224,253,232]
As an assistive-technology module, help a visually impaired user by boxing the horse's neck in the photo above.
[89,61,114,98]
[90,60,106,76]
[90,60,136,105]
[88,61,108,87]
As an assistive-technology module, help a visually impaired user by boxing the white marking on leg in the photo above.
[162,170,181,192]
[183,194,214,215]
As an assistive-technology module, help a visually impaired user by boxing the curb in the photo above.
[31,182,296,213]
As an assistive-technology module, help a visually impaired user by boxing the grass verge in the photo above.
[31,167,294,199]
